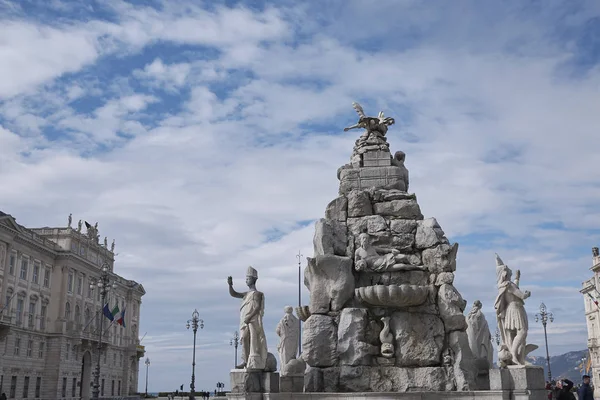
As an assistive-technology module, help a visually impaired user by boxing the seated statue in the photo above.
[354,233,425,272]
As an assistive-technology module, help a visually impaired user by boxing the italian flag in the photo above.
[111,303,120,321]
[116,307,126,327]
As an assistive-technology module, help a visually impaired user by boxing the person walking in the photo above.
[578,375,594,400]
[1,392,7,400]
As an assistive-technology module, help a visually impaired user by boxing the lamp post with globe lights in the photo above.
[230,331,239,369]
[144,358,150,397]
[535,302,554,382]
[186,309,204,400]
[90,263,118,399]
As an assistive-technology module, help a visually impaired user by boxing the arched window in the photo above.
[65,302,71,320]
[75,305,81,324]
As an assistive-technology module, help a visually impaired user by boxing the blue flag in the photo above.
[102,303,114,321]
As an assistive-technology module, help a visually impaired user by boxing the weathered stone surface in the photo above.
[304,255,355,314]
[347,190,373,217]
[338,366,371,392]
[281,358,306,376]
[279,374,304,393]
[362,149,392,167]
[373,199,423,219]
[391,234,415,252]
[390,219,418,234]
[390,311,444,367]
[422,243,459,273]
[339,166,407,195]
[415,217,448,249]
[370,189,416,202]
[303,366,323,392]
[347,215,387,236]
[448,330,478,391]
[313,219,347,257]
[370,366,450,392]
[322,367,341,392]
[325,196,348,221]
[265,352,278,372]
[438,284,467,332]
[337,308,378,366]
[302,314,338,367]
[435,272,455,286]
[356,270,428,287]
[230,370,263,393]
[489,365,545,391]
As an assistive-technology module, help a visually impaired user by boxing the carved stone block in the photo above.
[362,150,391,167]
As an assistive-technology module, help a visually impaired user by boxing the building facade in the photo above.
[582,246,600,398]
[0,211,145,400]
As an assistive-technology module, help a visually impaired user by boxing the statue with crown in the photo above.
[227,266,268,370]
[493,254,538,368]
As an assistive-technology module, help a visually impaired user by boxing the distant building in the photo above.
[581,246,600,395]
[0,211,145,399]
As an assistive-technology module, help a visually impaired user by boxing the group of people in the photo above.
[547,375,594,400]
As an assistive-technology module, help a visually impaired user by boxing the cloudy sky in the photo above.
[1,0,600,392]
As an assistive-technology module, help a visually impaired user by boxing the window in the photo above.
[72,377,77,397]
[61,377,67,398]
[38,342,45,358]
[43,268,50,287]
[75,305,81,325]
[16,298,23,325]
[103,350,107,364]
[118,380,121,396]
[84,308,90,331]
[77,276,82,295]
[87,279,92,298]
[10,376,17,399]
[40,304,47,330]
[14,337,20,355]
[35,377,41,398]
[28,302,35,328]
[23,376,29,398]
[27,339,33,357]
[9,253,15,275]
[32,262,40,284]
[67,272,73,293]
[20,258,28,280]
[65,343,70,360]
[65,302,71,320]
[101,379,104,396]
[4,289,12,311]
[111,379,115,396]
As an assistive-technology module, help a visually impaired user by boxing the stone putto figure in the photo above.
[104,237,108,247]
[227,266,268,370]
[494,254,536,366]
[276,306,299,371]
[355,233,424,272]
[77,220,82,232]
[466,300,493,368]
[111,239,115,252]
[68,213,72,228]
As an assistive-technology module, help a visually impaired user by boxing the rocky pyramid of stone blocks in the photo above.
[299,103,478,393]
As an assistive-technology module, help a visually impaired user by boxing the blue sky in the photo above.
[1,0,600,392]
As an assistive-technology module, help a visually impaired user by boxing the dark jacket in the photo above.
[578,383,594,400]
[0,393,6,400]
[557,379,575,400]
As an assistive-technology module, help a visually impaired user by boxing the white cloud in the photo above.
[1,0,600,392]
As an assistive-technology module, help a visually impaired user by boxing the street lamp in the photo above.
[186,309,204,400]
[216,382,224,394]
[535,302,554,382]
[144,357,151,397]
[296,251,303,355]
[229,331,239,369]
[90,263,117,399]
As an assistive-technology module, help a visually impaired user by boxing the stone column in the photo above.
[0,242,12,308]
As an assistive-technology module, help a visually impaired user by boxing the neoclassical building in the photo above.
[582,246,600,396]
[0,210,145,399]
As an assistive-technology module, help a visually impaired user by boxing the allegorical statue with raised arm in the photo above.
[227,266,268,370]
[494,254,537,366]
[276,306,299,371]
[466,300,493,368]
